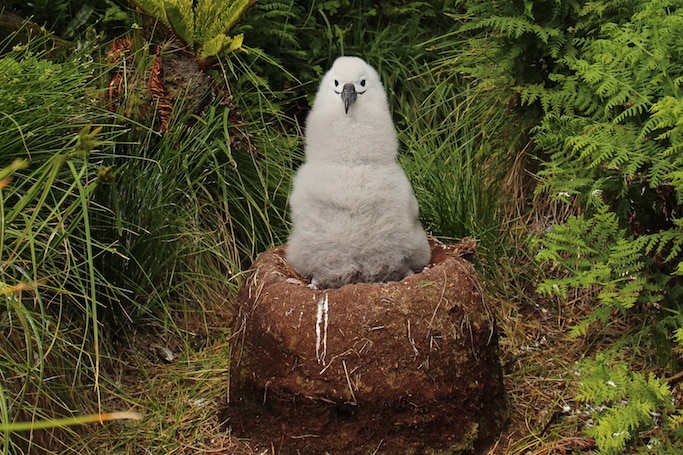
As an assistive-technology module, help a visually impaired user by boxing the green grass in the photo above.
[93,101,294,325]
[0,33,125,452]
[71,320,236,454]
[1,138,115,453]
[0,28,297,453]
[399,78,507,248]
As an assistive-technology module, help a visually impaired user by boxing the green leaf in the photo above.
[195,0,251,44]
[198,33,243,60]
[577,355,675,454]
[163,0,194,46]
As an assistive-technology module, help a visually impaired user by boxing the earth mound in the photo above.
[224,239,507,454]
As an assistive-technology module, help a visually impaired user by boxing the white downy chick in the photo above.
[286,56,431,289]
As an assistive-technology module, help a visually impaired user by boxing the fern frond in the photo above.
[563,122,646,177]
[639,230,683,265]
[198,33,243,60]
[132,0,249,57]
[577,355,675,455]
[164,0,194,46]
[461,15,559,43]
[195,0,250,47]
[642,96,680,134]
[568,305,612,338]
[647,158,674,188]
[132,0,194,45]
[535,202,652,329]
[612,100,649,124]
[132,0,171,29]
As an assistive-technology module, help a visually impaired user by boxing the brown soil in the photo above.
[221,239,507,454]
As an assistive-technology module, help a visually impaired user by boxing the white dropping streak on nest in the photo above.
[316,294,329,365]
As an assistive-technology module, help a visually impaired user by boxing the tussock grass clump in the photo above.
[93,101,294,326]
[1,27,297,453]
[0,34,127,453]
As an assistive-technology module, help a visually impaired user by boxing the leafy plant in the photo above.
[534,201,654,337]
[231,0,459,112]
[454,0,683,328]
[529,0,683,342]
[399,77,507,251]
[576,353,683,454]
[450,1,683,449]
[0,17,300,450]
[1,125,123,452]
[131,0,251,61]
[93,101,294,325]
[531,1,683,211]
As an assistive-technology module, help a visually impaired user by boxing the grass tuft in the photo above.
[1,28,298,453]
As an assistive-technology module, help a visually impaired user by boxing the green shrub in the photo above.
[9,0,133,39]
[1,129,117,452]
[577,353,683,454]
[233,0,458,105]
[534,202,644,329]
[529,0,683,343]
[131,0,250,61]
[93,100,295,324]
[0,24,295,451]
[453,0,683,344]
[451,0,683,451]
[399,76,508,251]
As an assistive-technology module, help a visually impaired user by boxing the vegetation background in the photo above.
[1,0,682,453]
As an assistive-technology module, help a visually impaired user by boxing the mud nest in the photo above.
[225,238,507,454]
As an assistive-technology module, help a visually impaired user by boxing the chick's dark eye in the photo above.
[334,80,339,87]
[360,79,366,87]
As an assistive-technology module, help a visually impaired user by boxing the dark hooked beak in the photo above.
[341,83,357,114]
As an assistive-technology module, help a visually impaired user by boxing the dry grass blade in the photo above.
[148,45,173,133]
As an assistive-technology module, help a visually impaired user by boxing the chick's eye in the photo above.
[360,79,366,87]
[334,80,339,87]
